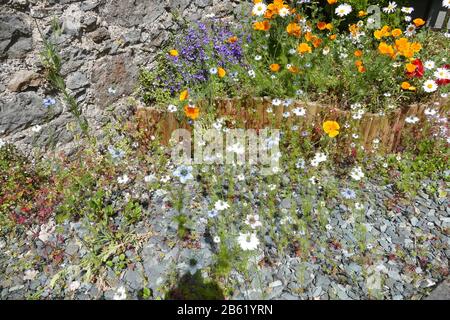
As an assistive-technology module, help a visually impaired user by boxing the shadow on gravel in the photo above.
[165,271,225,300]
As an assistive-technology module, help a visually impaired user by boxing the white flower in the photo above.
[404,15,412,22]
[335,4,352,17]
[144,174,156,183]
[69,281,81,292]
[288,48,296,55]
[423,80,438,93]
[117,174,129,184]
[311,152,327,167]
[401,7,414,14]
[405,116,420,124]
[355,203,364,211]
[350,166,365,181]
[237,174,245,181]
[272,99,282,106]
[38,220,55,243]
[322,47,330,55]
[237,233,260,251]
[434,68,450,80]
[443,0,450,9]
[209,67,218,75]
[0,138,5,149]
[405,24,416,37]
[227,142,245,155]
[292,107,306,117]
[425,108,437,117]
[245,214,263,229]
[213,236,221,244]
[424,60,435,70]
[248,70,256,78]
[108,87,116,95]
[113,286,127,300]
[167,104,177,113]
[383,2,398,14]
[252,2,267,16]
[214,200,230,211]
[254,55,262,61]
[279,7,290,17]
[173,165,194,184]
[23,270,39,281]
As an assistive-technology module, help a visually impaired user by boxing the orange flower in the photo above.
[327,0,337,4]
[329,34,337,40]
[354,50,363,57]
[297,42,312,54]
[406,63,417,73]
[218,67,226,78]
[401,82,416,91]
[184,104,200,120]
[270,64,281,72]
[286,22,302,37]
[317,21,327,30]
[378,42,395,57]
[253,20,271,31]
[312,37,322,48]
[288,65,300,74]
[323,121,340,138]
[391,29,402,37]
[355,60,366,73]
[304,32,313,42]
[413,18,425,27]
[227,36,238,43]
[180,89,189,102]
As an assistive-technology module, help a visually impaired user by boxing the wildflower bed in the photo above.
[0,0,449,300]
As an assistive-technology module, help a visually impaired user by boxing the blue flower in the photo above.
[43,98,56,108]
[108,146,125,161]
[341,188,357,200]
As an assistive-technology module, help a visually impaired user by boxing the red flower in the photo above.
[436,64,450,86]
[406,59,424,78]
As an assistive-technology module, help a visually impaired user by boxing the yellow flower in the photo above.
[180,89,189,102]
[327,0,337,4]
[227,36,238,43]
[184,104,200,120]
[323,121,340,138]
[358,11,367,17]
[169,49,179,57]
[297,42,312,54]
[218,67,226,78]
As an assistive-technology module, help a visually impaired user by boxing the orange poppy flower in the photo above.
[270,64,281,72]
[184,104,200,120]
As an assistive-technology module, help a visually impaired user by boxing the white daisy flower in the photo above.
[383,2,398,14]
[237,233,260,251]
[443,0,450,9]
[405,24,416,37]
[335,4,352,17]
[423,79,438,93]
[209,67,218,75]
[213,236,221,244]
[404,15,412,22]
[255,55,262,61]
[252,3,267,16]
[424,60,435,70]
[248,70,256,78]
[434,68,450,80]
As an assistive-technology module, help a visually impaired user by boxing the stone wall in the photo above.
[0,0,249,154]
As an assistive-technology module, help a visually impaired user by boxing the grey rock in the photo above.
[0,13,33,59]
